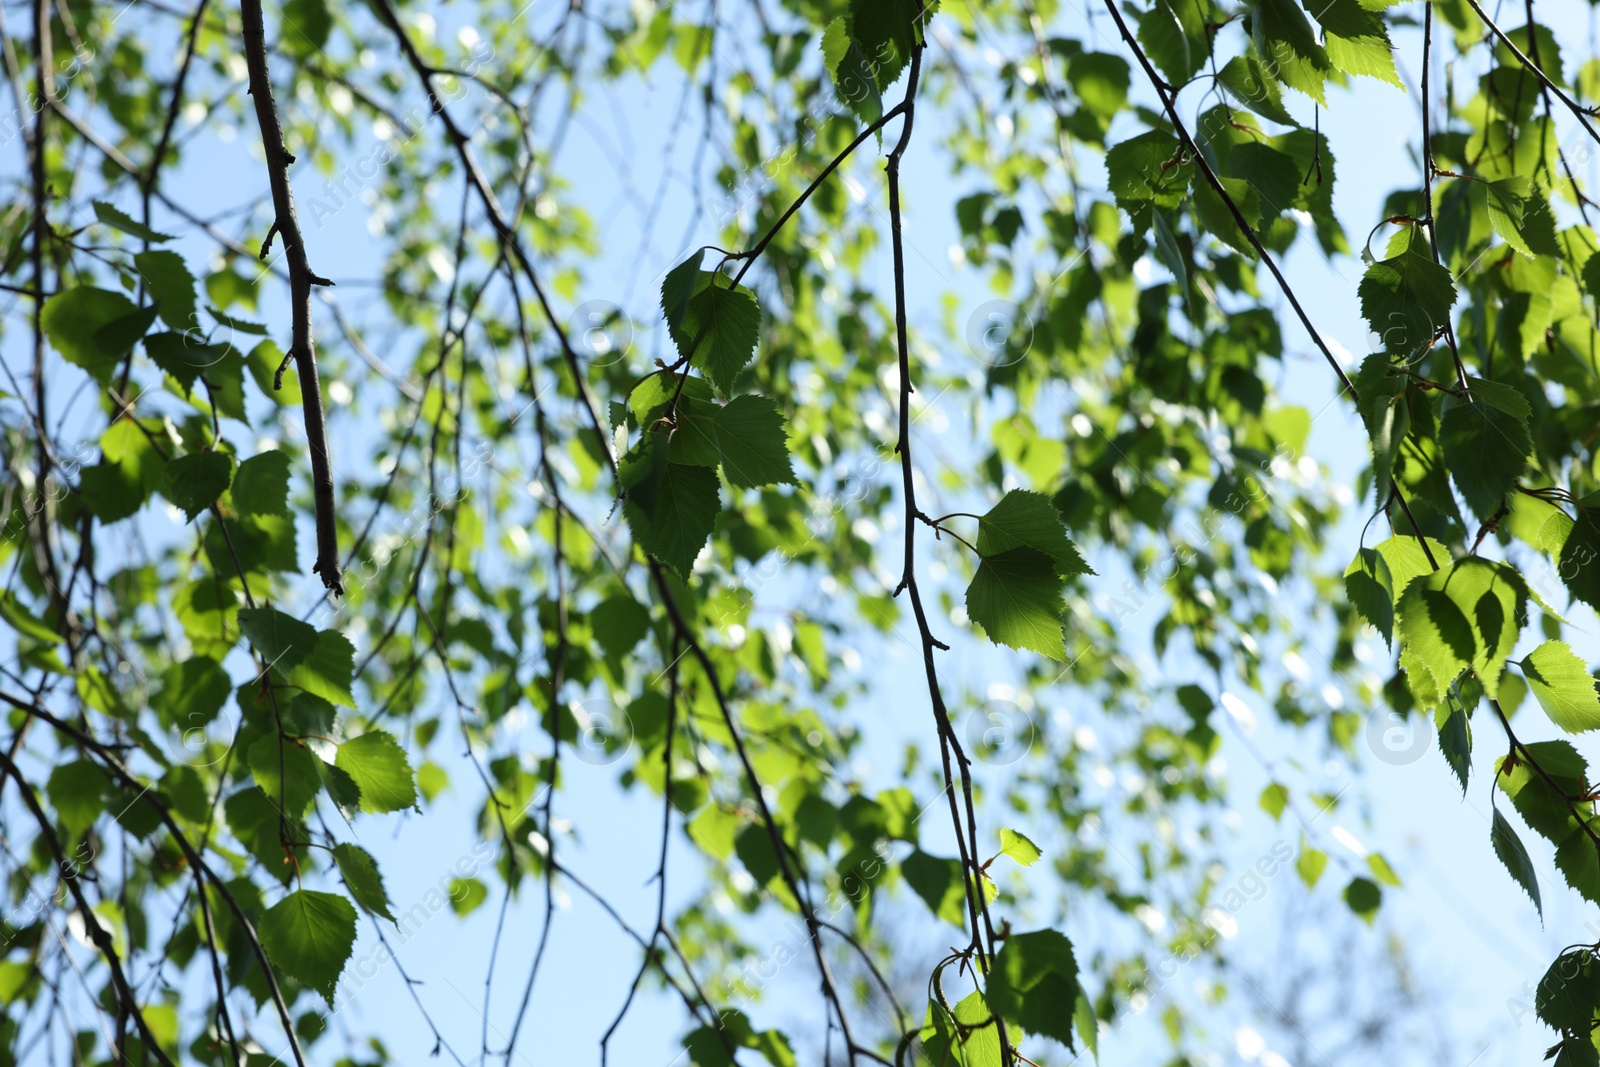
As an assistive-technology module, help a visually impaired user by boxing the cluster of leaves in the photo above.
[2,0,1599,1063]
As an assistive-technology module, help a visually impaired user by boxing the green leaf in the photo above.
[589,595,652,661]
[1352,352,1409,504]
[1216,52,1299,126]
[163,452,233,522]
[144,332,233,396]
[0,591,61,644]
[1342,875,1381,922]
[48,761,108,838]
[1491,808,1543,920]
[1486,176,1536,257]
[332,843,396,922]
[822,16,883,124]
[974,490,1093,576]
[224,787,308,883]
[259,889,356,1005]
[1253,0,1331,104]
[1496,739,1588,844]
[231,451,292,517]
[281,0,333,53]
[134,250,198,331]
[1358,233,1457,355]
[987,929,1079,1050]
[660,248,705,334]
[1366,852,1402,886]
[1438,702,1471,793]
[1259,782,1289,820]
[1397,557,1526,709]
[714,394,796,488]
[1538,950,1600,1036]
[1068,53,1131,123]
[965,547,1068,660]
[1152,210,1187,291]
[286,630,356,709]
[1225,143,1303,220]
[668,274,761,396]
[998,828,1042,867]
[847,0,933,90]
[1139,0,1208,85]
[1559,506,1600,612]
[1523,640,1600,733]
[247,734,324,817]
[1105,130,1189,218]
[238,607,319,674]
[42,287,138,382]
[1296,846,1328,888]
[1439,379,1533,521]
[921,990,1008,1067]
[92,201,175,242]
[1309,0,1400,85]
[334,731,418,814]
[622,448,720,576]
[902,850,969,926]
[1074,993,1100,1063]
[448,877,488,917]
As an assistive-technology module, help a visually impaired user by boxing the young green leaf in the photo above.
[1558,506,1600,612]
[622,452,720,576]
[232,451,293,517]
[42,287,139,382]
[667,274,761,396]
[1522,640,1600,734]
[1259,782,1289,820]
[247,734,324,817]
[259,889,357,1005]
[1491,808,1543,921]
[1252,0,1331,104]
[1397,558,1526,709]
[965,547,1069,660]
[987,929,1080,1050]
[902,850,969,926]
[974,490,1092,576]
[334,731,418,814]
[449,877,489,917]
[163,452,233,522]
[134,250,198,331]
[1296,845,1328,888]
[713,394,796,489]
[286,630,356,709]
[660,248,705,334]
[998,828,1042,867]
[1439,379,1533,521]
[1358,234,1456,356]
[238,605,318,670]
[1342,875,1381,923]
[92,201,175,243]
[332,843,396,922]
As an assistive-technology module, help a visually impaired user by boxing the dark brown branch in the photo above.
[240,0,343,594]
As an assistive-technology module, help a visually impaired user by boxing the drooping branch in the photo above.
[880,19,1014,1066]
[240,0,343,594]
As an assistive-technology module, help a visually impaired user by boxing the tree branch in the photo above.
[240,0,343,594]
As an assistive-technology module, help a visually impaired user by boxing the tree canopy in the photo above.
[2,0,1600,1063]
